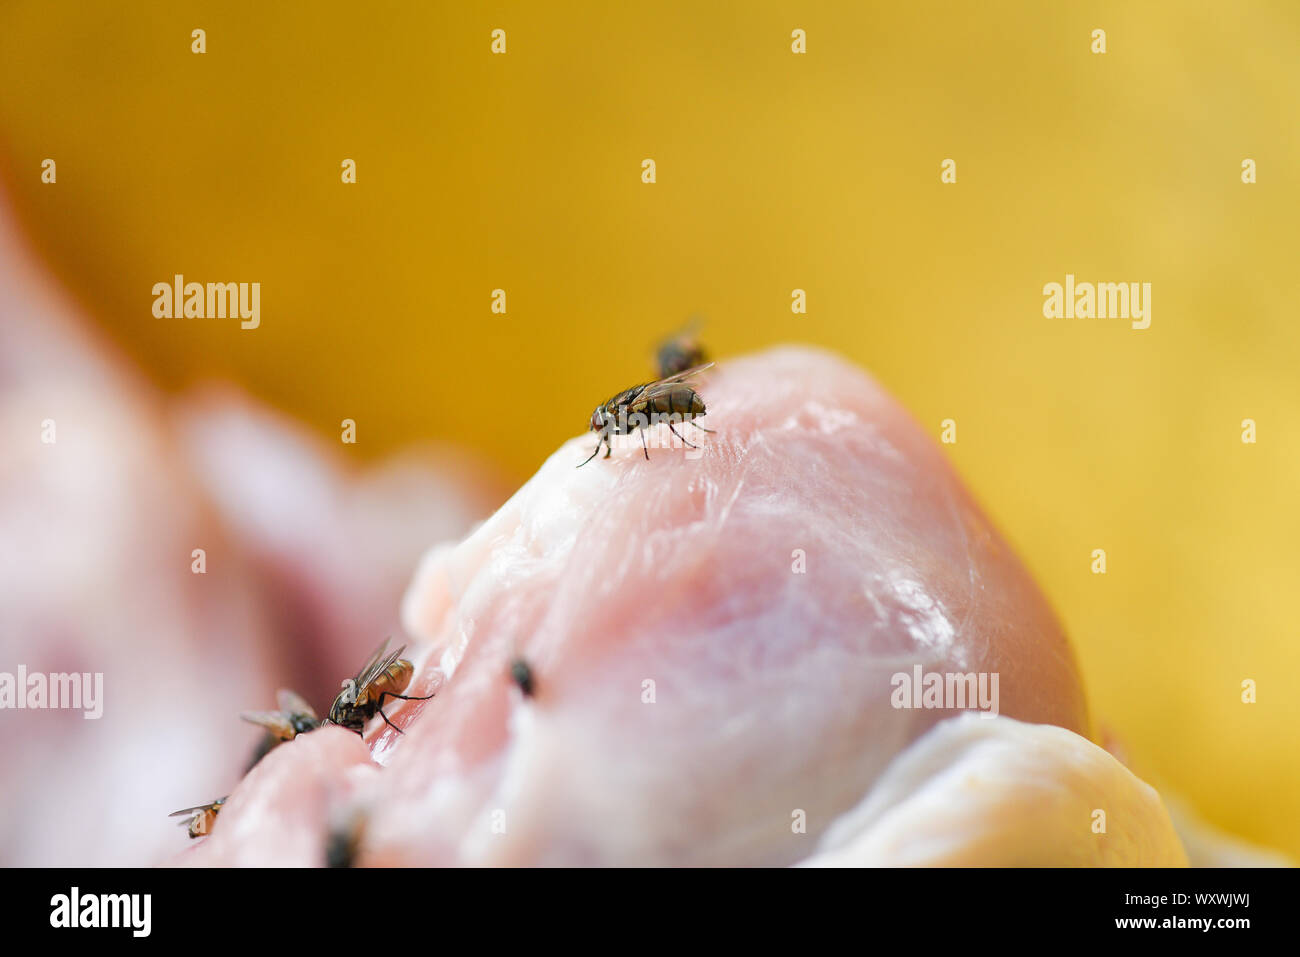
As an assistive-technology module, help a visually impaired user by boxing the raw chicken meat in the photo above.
[183,347,1147,866]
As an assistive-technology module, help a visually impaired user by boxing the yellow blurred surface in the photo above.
[1,2,1297,856]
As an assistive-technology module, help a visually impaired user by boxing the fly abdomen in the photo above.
[648,385,704,418]
[370,659,416,703]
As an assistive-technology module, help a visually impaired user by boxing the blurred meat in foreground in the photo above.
[0,195,501,866]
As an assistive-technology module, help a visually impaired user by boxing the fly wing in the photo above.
[355,638,407,696]
[169,799,221,819]
[240,709,296,739]
[651,360,713,386]
[619,362,714,410]
[608,383,648,410]
[276,687,318,721]
[635,371,712,412]
[671,316,704,340]
[351,637,392,683]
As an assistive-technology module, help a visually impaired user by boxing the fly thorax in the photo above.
[339,678,358,705]
[291,715,317,734]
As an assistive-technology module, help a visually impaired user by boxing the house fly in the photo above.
[655,319,707,378]
[579,362,715,466]
[325,638,433,735]
[169,797,226,839]
[241,688,320,769]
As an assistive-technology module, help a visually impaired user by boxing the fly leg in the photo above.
[374,690,435,734]
[687,417,715,434]
[640,428,650,460]
[668,422,697,449]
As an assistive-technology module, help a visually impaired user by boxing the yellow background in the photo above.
[1,2,1296,856]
